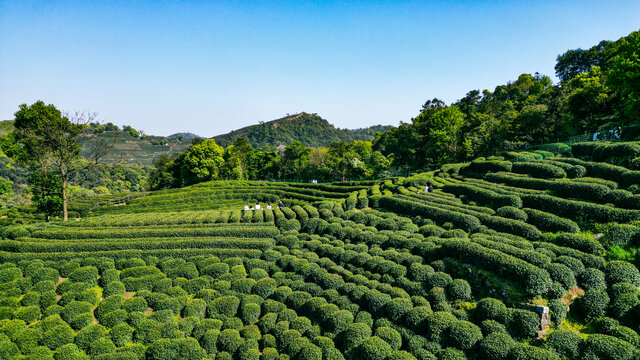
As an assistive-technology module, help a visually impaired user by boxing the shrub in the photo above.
[544,330,581,359]
[122,297,148,314]
[200,328,220,354]
[447,279,471,301]
[602,224,639,249]
[70,313,94,330]
[426,311,456,343]
[475,298,509,324]
[88,337,116,357]
[507,309,539,338]
[342,322,371,351]
[438,239,551,295]
[61,301,93,323]
[327,310,354,334]
[608,291,639,322]
[102,281,125,298]
[209,295,240,317]
[545,263,577,289]
[478,332,514,360]
[480,320,507,335]
[509,343,560,360]
[43,324,75,349]
[379,197,481,232]
[443,184,522,208]
[14,327,41,354]
[605,261,640,286]
[280,219,302,231]
[447,320,482,351]
[241,303,261,325]
[496,207,528,221]
[437,347,466,360]
[553,233,603,255]
[548,299,568,323]
[375,327,402,350]
[75,324,108,350]
[15,305,41,324]
[69,266,99,286]
[574,289,610,319]
[404,306,431,332]
[581,333,637,360]
[355,336,393,360]
[218,329,243,354]
[101,309,128,328]
[110,323,133,347]
[385,297,413,322]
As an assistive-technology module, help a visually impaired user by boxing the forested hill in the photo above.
[212,112,393,148]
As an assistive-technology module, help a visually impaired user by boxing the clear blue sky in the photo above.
[1,1,639,137]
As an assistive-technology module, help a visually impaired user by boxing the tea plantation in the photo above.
[2,144,640,360]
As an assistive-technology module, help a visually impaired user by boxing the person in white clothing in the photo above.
[266,204,272,209]
[244,204,250,210]
[255,202,261,210]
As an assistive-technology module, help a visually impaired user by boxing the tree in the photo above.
[223,137,254,180]
[174,139,224,186]
[564,66,613,133]
[280,141,310,179]
[3,101,92,220]
[122,126,139,138]
[414,105,465,166]
[148,155,176,190]
[607,30,640,124]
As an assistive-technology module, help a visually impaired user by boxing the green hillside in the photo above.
[79,132,191,167]
[213,112,393,148]
[0,120,14,137]
[1,143,640,359]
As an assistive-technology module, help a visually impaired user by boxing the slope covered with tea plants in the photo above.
[1,142,640,360]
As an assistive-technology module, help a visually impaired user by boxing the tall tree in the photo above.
[607,30,640,124]
[223,137,254,180]
[174,139,225,186]
[2,101,89,220]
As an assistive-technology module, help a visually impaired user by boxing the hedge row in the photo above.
[437,238,552,295]
[511,162,567,179]
[521,194,640,223]
[0,248,263,262]
[442,184,522,208]
[30,226,280,240]
[378,196,481,232]
[465,160,513,174]
[0,238,275,253]
[523,208,580,233]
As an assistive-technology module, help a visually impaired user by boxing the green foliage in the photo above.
[478,332,514,360]
[605,261,640,286]
[575,289,610,319]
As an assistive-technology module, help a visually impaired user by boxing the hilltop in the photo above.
[212,112,393,148]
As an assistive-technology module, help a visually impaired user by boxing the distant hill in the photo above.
[212,113,394,148]
[2,114,395,166]
[168,132,199,140]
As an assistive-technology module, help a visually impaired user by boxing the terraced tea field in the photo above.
[1,148,640,360]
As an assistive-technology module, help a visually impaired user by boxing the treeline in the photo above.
[148,138,391,189]
[153,30,640,188]
[374,29,640,170]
